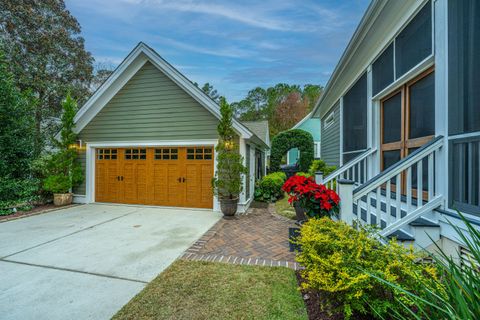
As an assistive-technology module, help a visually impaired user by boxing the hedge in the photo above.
[270,129,314,172]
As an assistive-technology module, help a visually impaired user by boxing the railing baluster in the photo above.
[352,165,356,184]
[366,193,371,225]
[376,187,381,228]
[417,159,423,207]
[395,173,401,222]
[428,153,434,200]
[406,167,412,212]
[386,180,391,228]
[363,159,367,184]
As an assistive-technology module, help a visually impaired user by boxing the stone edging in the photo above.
[0,204,82,223]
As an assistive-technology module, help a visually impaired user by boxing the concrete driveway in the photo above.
[0,204,221,320]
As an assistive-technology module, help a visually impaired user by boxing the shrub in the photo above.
[282,175,339,218]
[0,178,39,214]
[368,212,480,320]
[295,218,444,319]
[308,159,336,177]
[270,129,314,172]
[254,172,287,202]
[42,94,83,194]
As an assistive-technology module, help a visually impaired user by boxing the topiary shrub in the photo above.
[254,172,287,202]
[295,218,444,319]
[270,129,314,172]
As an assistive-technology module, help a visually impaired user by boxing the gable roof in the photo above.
[292,112,313,129]
[73,42,253,139]
[241,120,270,148]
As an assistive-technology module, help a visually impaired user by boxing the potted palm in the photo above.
[212,98,247,217]
[43,94,83,206]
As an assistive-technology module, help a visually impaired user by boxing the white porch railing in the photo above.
[337,136,444,234]
[323,148,377,192]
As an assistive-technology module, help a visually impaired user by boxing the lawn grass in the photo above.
[274,194,296,220]
[113,260,307,320]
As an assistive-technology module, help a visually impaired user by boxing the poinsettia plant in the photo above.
[282,174,340,219]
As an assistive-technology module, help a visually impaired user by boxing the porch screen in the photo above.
[342,73,367,163]
[448,0,480,216]
[372,43,394,96]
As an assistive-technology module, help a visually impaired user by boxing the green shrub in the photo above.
[270,129,314,172]
[296,218,443,319]
[254,172,287,202]
[369,212,480,320]
[308,159,336,177]
[0,178,39,215]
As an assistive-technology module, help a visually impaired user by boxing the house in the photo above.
[71,42,269,213]
[286,112,321,165]
[312,0,480,260]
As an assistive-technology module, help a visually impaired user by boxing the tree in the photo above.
[90,62,115,93]
[302,84,323,111]
[43,94,83,194]
[0,0,94,156]
[0,51,36,206]
[271,91,308,136]
[201,82,220,103]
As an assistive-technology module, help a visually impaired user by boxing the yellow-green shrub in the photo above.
[295,218,444,319]
[254,172,287,202]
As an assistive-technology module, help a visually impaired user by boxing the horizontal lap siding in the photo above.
[74,61,219,195]
[321,105,340,167]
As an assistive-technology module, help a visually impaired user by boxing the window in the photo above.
[186,147,213,160]
[125,148,146,160]
[448,0,480,135]
[372,43,394,95]
[323,110,335,129]
[96,149,117,160]
[343,73,367,153]
[314,142,321,158]
[154,148,178,160]
[395,1,432,78]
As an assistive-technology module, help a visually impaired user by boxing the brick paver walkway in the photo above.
[181,202,300,269]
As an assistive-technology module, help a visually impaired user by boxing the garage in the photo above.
[95,146,214,208]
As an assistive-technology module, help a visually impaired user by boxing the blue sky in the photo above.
[65,0,370,101]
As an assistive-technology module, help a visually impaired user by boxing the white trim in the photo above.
[448,132,480,141]
[339,97,344,165]
[73,42,252,140]
[82,139,221,211]
[292,112,312,129]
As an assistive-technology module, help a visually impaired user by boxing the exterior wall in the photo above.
[320,105,340,167]
[287,118,321,165]
[73,61,219,195]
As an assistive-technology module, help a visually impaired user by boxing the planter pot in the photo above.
[220,198,239,217]
[293,202,307,223]
[53,193,73,206]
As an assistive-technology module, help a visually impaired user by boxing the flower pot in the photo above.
[220,198,239,217]
[53,193,73,206]
[293,202,307,223]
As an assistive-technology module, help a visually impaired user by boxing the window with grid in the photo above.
[154,148,178,160]
[97,149,117,160]
[186,147,213,160]
[125,148,146,160]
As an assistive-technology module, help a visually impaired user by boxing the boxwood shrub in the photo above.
[254,172,287,203]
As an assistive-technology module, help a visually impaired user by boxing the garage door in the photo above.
[95,147,214,208]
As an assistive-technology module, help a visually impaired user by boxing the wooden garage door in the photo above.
[95,147,214,208]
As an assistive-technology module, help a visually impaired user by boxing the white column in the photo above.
[315,171,324,184]
[337,179,355,225]
[238,137,247,207]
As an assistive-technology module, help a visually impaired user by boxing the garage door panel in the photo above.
[95,146,213,208]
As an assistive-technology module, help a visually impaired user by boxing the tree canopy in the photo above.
[0,0,94,155]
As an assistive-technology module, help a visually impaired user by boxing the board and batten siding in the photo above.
[73,61,220,195]
[320,104,340,167]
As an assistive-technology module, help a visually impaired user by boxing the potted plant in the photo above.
[212,98,247,217]
[43,94,83,206]
[282,174,340,221]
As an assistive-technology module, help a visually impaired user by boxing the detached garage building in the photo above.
[72,42,269,212]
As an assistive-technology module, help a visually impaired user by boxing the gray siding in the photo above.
[73,150,86,195]
[78,61,219,142]
[321,104,340,167]
[74,61,220,195]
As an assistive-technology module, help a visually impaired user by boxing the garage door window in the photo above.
[187,147,213,160]
[125,148,146,160]
[154,148,178,160]
[97,149,117,160]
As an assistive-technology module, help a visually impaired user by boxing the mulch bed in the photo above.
[0,203,79,222]
[296,271,372,320]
